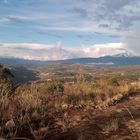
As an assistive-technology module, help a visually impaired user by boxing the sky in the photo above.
[0,0,140,60]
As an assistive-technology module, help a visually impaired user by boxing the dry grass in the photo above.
[102,118,119,134]
[0,75,140,139]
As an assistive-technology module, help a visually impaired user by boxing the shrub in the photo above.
[0,65,14,97]
[0,67,14,82]
[107,76,119,86]
[102,118,119,133]
[39,82,64,94]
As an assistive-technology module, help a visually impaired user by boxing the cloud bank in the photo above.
[0,42,131,60]
[0,0,140,58]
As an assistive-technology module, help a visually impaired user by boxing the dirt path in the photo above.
[47,92,140,140]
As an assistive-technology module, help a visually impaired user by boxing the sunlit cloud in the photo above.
[0,42,132,60]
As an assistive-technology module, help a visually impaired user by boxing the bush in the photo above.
[0,67,14,83]
[0,65,14,97]
[39,82,64,94]
[107,76,119,86]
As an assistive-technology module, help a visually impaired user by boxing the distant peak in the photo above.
[112,49,134,57]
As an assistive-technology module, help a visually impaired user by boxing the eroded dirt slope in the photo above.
[47,92,140,140]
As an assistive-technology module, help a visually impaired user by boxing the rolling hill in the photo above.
[1,55,140,67]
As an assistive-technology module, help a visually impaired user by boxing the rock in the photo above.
[5,119,15,129]
[62,103,68,109]
[73,115,82,122]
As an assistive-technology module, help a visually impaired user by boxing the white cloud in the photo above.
[0,0,140,55]
[121,21,140,55]
[0,42,75,60]
[0,42,131,60]
[2,43,54,50]
[81,43,128,57]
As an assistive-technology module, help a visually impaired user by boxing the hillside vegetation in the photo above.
[0,65,14,96]
[0,65,140,139]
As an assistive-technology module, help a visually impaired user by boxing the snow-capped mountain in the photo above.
[112,48,133,57]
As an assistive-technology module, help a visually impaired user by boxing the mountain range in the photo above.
[0,53,140,67]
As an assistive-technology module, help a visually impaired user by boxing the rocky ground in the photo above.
[47,91,140,140]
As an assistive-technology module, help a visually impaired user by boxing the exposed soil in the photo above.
[47,92,140,140]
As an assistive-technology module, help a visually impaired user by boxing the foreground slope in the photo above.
[0,65,140,140]
[51,91,140,140]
